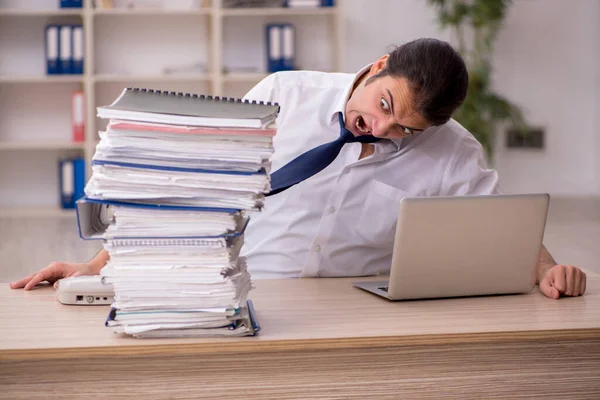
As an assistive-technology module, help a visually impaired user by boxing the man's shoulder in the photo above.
[435,118,473,140]
[270,70,354,91]
[429,118,481,149]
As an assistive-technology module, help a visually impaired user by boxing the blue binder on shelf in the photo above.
[321,0,334,6]
[60,0,83,8]
[72,25,84,75]
[59,25,73,74]
[284,0,321,7]
[59,158,85,209]
[75,197,248,240]
[45,25,60,75]
[281,24,295,71]
[266,23,295,72]
[266,24,282,72]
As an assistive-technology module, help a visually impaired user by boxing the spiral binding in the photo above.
[126,87,279,108]
[108,238,226,247]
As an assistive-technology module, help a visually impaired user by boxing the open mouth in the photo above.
[355,115,371,135]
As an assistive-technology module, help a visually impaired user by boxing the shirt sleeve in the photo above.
[242,73,279,104]
[440,136,502,196]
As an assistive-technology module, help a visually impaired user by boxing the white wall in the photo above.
[340,0,600,196]
[342,0,449,72]
[492,0,599,196]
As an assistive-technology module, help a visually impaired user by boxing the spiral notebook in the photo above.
[97,88,280,129]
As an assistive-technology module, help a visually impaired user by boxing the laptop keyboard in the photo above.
[378,286,389,292]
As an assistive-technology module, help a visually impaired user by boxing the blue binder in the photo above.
[45,25,60,75]
[75,197,247,240]
[281,24,295,71]
[266,23,295,72]
[284,0,320,6]
[266,24,282,72]
[73,157,86,202]
[104,299,261,336]
[59,159,74,209]
[59,25,73,74]
[72,25,84,75]
[60,0,83,7]
[59,157,85,209]
[321,0,334,6]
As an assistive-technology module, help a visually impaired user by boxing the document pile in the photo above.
[77,87,278,338]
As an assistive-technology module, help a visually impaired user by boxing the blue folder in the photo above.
[59,158,85,209]
[104,299,261,336]
[75,197,247,240]
[60,0,83,8]
[59,25,73,74]
[72,25,84,75]
[91,159,267,176]
[45,25,60,75]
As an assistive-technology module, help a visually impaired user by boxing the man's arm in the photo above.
[89,248,110,273]
[10,249,109,290]
[536,244,586,299]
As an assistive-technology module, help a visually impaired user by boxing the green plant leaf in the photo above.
[427,0,524,160]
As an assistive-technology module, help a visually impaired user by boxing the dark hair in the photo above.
[369,38,468,126]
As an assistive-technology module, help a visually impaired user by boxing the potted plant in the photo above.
[428,0,526,161]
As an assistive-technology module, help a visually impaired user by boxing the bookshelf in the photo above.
[0,0,343,216]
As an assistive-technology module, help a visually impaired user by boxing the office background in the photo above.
[0,0,598,281]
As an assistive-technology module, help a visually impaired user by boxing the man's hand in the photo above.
[538,264,587,299]
[9,261,97,291]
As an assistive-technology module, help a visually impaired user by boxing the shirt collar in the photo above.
[330,64,402,152]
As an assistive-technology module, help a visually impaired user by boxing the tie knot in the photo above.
[338,113,380,144]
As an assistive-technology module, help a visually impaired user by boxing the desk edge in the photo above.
[2,328,600,361]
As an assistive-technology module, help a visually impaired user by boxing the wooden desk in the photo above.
[1,276,600,399]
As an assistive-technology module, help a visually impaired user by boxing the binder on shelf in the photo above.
[266,24,295,73]
[45,25,60,75]
[72,90,85,142]
[266,24,282,73]
[59,25,73,74]
[60,0,83,7]
[321,0,334,6]
[59,158,85,209]
[72,25,84,75]
[285,0,320,7]
[59,159,74,209]
[281,25,295,71]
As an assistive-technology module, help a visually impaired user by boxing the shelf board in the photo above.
[222,72,268,83]
[0,75,84,84]
[0,207,76,218]
[221,7,337,17]
[0,9,84,17]
[0,141,85,151]
[94,74,211,83]
[93,8,210,16]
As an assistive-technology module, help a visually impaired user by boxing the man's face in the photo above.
[345,56,430,139]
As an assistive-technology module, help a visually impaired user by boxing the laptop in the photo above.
[353,193,550,300]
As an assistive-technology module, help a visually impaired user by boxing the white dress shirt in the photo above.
[241,66,500,279]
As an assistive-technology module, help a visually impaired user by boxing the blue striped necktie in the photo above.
[268,112,380,196]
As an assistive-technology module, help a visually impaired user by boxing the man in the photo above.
[10,38,586,299]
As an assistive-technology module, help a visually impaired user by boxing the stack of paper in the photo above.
[81,87,278,338]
